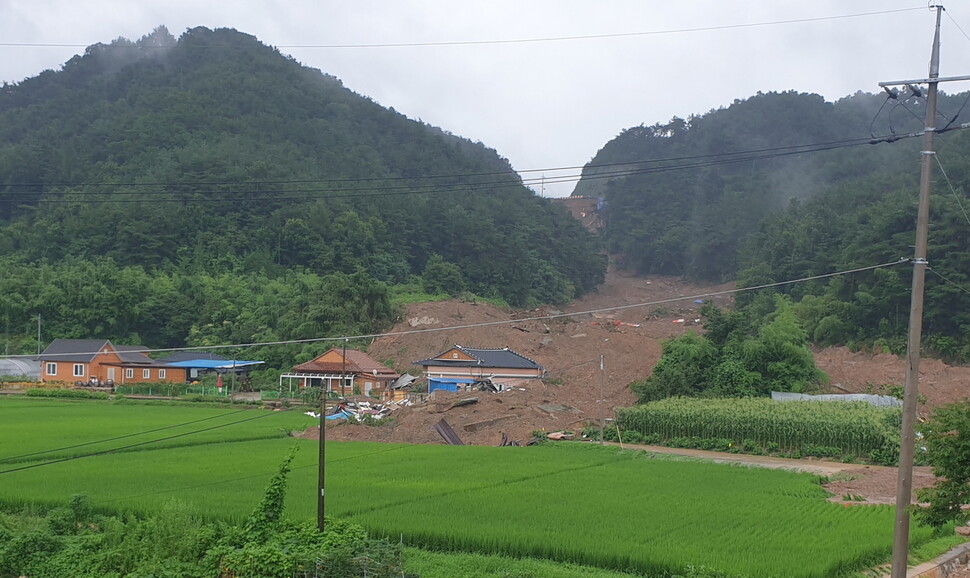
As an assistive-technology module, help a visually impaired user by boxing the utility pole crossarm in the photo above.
[878,73,970,87]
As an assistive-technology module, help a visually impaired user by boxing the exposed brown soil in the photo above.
[299,267,970,508]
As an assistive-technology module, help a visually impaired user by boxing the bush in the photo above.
[180,394,231,404]
[25,388,109,400]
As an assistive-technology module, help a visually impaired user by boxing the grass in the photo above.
[0,397,954,577]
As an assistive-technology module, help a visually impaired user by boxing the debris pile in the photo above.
[304,399,412,423]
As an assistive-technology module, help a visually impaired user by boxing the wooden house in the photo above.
[414,345,545,393]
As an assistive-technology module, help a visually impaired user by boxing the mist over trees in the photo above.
[0,26,605,355]
[579,89,970,361]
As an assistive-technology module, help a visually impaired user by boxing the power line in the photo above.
[928,267,970,298]
[0,408,291,475]
[0,133,925,206]
[0,133,920,192]
[933,155,970,227]
[0,407,253,463]
[945,10,970,43]
[0,8,925,51]
[94,443,413,505]
[3,258,910,361]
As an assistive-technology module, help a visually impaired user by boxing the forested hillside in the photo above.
[0,26,605,356]
[578,90,970,361]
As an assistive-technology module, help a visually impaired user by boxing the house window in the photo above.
[125,368,134,379]
[46,363,57,376]
[158,369,167,379]
[143,369,151,379]
[73,364,85,377]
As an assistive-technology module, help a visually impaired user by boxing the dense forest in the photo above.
[0,26,605,357]
[578,89,970,361]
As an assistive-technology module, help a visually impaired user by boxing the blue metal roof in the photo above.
[165,359,264,369]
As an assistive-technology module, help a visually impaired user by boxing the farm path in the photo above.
[606,441,937,506]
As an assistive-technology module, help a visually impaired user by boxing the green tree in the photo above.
[631,297,826,402]
[421,254,466,296]
[916,401,970,528]
[631,332,717,402]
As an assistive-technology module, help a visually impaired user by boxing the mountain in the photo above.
[0,26,605,355]
[575,89,970,361]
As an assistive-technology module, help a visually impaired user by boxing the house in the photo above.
[39,339,186,385]
[280,347,399,397]
[414,345,545,393]
[154,351,264,382]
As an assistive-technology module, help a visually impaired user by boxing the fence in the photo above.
[114,384,230,397]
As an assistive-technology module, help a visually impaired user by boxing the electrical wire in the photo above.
[0,408,292,475]
[934,155,970,228]
[945,10,970,43]
[7,258,910,361]
[0,8,926,50]
[93,444,411,505]
[0,134,920,205]
[0,134,911,192]
[0,407,254,463]
[928,267,970,298]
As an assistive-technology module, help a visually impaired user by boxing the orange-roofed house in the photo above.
[284,347,399,397]
[39,339,186,386]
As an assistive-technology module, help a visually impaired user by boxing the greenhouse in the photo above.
[0,358,41,381]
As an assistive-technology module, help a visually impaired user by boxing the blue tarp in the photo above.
[326,411,353,420]
[429,377,475,393]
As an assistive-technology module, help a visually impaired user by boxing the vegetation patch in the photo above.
[614,397,900,465]
[24,388,110,400]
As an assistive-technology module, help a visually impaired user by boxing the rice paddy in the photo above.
[0,396,934,577]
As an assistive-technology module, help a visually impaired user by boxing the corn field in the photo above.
[616,397,899,460]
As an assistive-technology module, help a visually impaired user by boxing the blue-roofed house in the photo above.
[414,345,545,393]
[154,351,264,382]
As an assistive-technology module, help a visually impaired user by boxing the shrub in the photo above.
[25,388,109,400]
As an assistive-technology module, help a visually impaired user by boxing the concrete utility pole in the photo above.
[341,338,348,398]
[317,381,326,532]
[877,6,968,576]
[599,354,606,445]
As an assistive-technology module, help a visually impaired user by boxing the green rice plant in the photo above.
[0,399,940,577]
[403,547,641,577]
[616,397,899,462]
[0,430,935,578]
[0,397,312,464]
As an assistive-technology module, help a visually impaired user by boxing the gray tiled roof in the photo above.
[114,345,153,364]
[414,345,543,370]
[40,339,111,362]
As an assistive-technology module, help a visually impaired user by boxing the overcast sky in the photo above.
[3,1,970,197]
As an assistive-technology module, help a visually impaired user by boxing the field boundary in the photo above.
[909,542,970,577]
